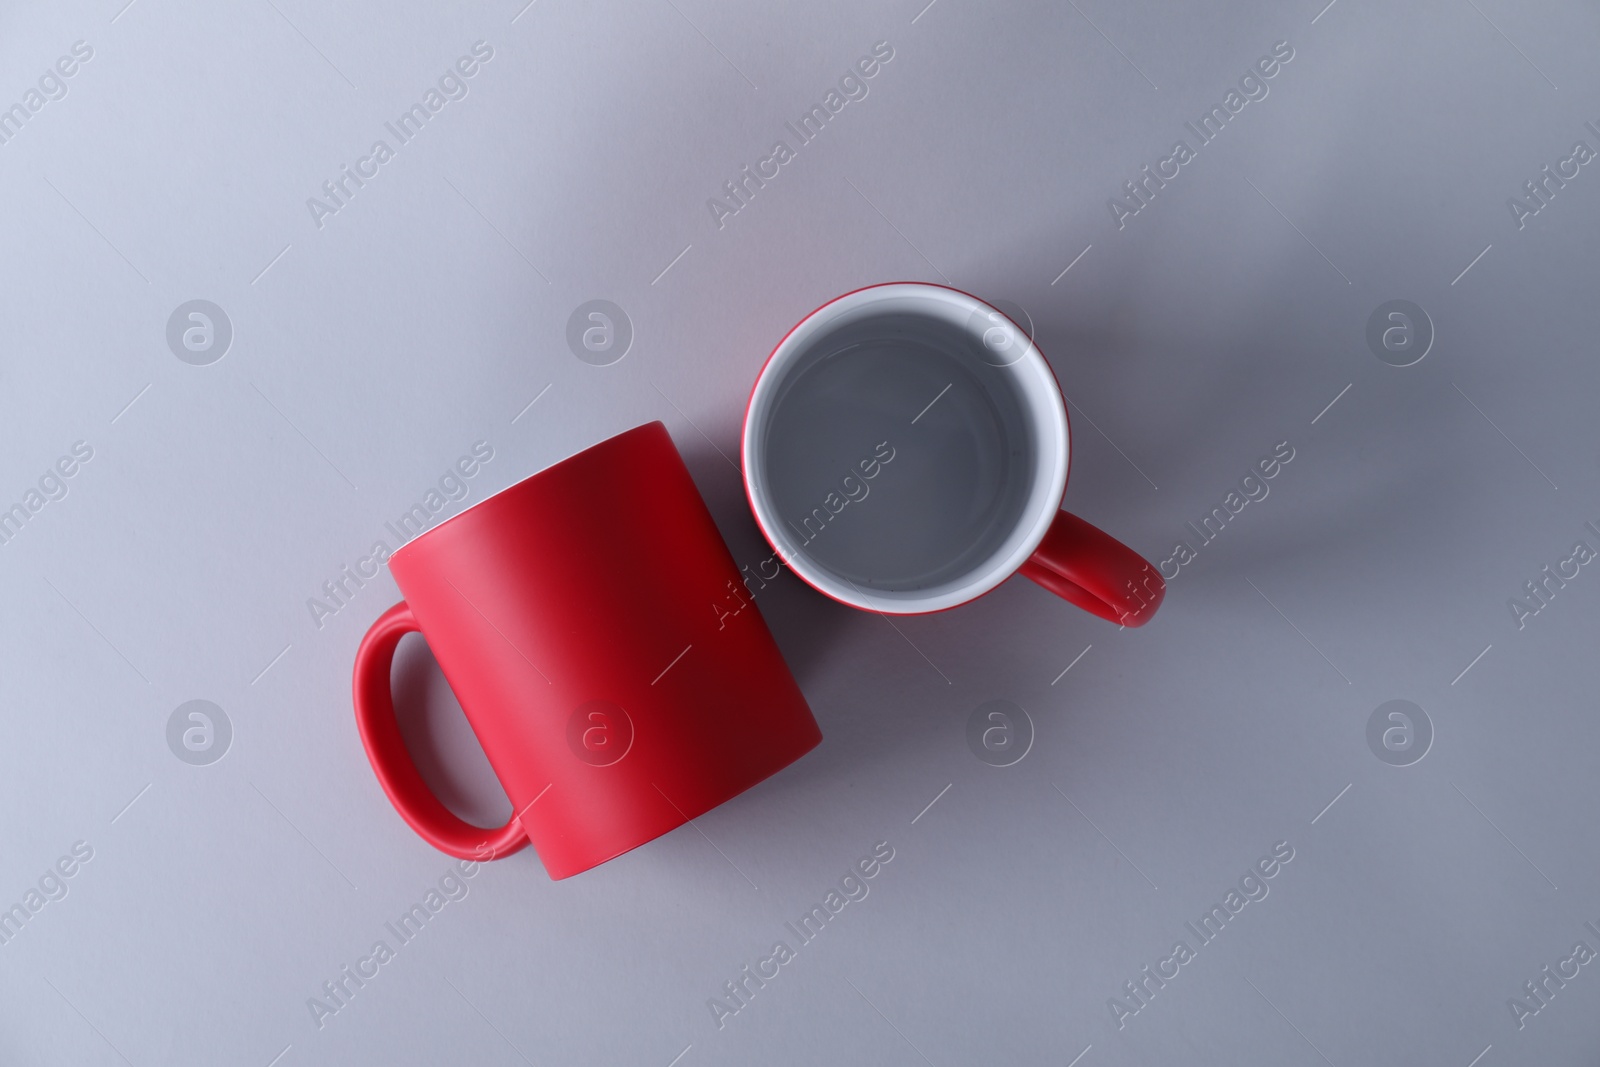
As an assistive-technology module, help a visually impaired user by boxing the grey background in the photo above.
[2,0,1596,1064]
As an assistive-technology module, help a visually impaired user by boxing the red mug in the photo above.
[352,422,822,879]
[742,282,1164,624]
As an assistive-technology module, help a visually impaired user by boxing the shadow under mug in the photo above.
[742,282,1165,625]
[352,422,822,879]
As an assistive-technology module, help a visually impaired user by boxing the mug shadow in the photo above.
[671,202,1474,821]
[976,205,1468,589]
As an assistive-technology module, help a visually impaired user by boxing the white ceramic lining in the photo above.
[743,284,1069,613]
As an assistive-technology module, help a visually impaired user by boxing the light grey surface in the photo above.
[2,0,1597,1064]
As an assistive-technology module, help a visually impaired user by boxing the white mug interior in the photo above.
[743,284,1069,613]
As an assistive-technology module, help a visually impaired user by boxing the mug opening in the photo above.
[744,285,1068,614]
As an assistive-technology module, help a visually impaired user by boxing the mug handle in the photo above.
[352,601,531,861]
[1017,510,1165,627]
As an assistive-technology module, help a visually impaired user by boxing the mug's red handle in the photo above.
[352,601,530,860]
[1017,511,1165,626]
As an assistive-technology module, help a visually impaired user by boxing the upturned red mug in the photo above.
[353,422,821,879]
[742,282,1164,624]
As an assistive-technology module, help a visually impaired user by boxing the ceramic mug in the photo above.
[353,422,821,878]
[742,282,1164,624]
